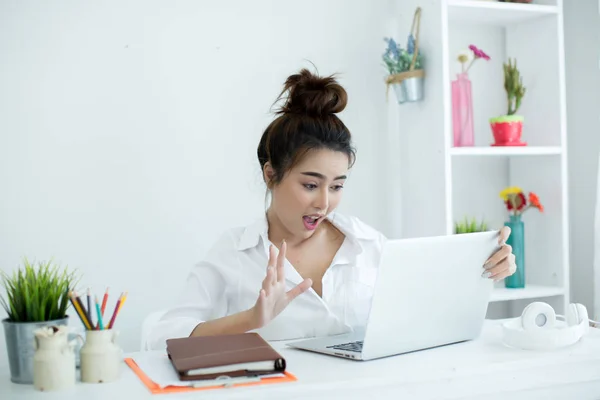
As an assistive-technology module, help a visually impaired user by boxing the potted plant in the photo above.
[489,58,527,146]
[454,216,490,234]
[383,7,424,104]
[1,258,79,384]
[499,186,544,288]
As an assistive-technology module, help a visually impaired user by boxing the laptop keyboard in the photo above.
[326,340,363,352]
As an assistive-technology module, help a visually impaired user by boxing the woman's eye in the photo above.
[332,185,344,191]
[303,184,317,190]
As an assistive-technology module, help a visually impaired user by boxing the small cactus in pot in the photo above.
[489,58,527,146]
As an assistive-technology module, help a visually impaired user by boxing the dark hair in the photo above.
[257,68,356,188]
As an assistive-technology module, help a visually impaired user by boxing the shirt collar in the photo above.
[235,212,377,254]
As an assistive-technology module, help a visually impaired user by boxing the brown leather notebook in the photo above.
[166,332,286,381]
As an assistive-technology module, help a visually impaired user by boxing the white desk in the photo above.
[2,320,600,399]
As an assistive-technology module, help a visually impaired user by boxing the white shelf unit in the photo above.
[391,0,569,319]
[490,284,565,303]
[450,146,562,156]
[447,0,558,25]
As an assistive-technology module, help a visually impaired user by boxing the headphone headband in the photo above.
[501,302,590,351]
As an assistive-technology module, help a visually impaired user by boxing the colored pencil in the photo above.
[87,288,92,322]
[95,296,104,330]
[107,293,123,329]
[101,287,109,317]
[68,288,127,331]
[113,291,127,329]
[75,292,93,329]
[68,291,87,328]
[117,291,128,314]
[69,291,92,330]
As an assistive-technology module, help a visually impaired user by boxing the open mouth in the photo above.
[302,215,323,231]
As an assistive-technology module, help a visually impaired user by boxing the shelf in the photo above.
[490,284,565,302]
[450,146,562,156]
[447,0,559,26]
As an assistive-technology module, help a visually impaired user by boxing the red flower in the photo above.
[528,192,544,212]
[506,192,526,211]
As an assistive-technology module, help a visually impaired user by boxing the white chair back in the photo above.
[140,310,167,351]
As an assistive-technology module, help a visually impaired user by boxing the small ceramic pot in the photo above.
[490,115,526,146]
[32,325,80,391]
[80,329,122,383]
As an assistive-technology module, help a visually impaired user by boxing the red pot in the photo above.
[490,119,526,146]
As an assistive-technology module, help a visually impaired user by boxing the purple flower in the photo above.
[407,34,415,54]
[469,44,490,61]
[384,37,400,59]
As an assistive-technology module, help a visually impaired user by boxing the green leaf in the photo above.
[0,257,81,322]
[454,216,489,234]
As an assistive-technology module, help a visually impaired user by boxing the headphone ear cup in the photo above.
[577,304,590,334]
[521,302,556,331]
[566,303,580,327]
[576,304,589,324]
[520,303,536,328]
[566,303,589,327]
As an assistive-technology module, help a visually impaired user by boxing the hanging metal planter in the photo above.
[384,7,425,104]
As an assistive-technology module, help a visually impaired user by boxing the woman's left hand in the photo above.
[483,226,517,281]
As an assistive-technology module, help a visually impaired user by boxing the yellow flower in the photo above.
[500,186,523,200]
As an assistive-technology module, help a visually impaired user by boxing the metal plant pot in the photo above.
[2,317,69,384]
[388,70,425,105]
[403,76,425,102]
[385,8,425,105]
[392,82,408,104]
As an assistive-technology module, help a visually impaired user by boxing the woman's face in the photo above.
[267,148,349,240]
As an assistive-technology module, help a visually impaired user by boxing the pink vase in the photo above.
[452,73,474,147]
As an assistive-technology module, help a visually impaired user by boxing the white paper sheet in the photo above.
[130,352,284,389]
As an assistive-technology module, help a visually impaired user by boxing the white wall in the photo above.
[0,0,397,352]
[564,0,600,317]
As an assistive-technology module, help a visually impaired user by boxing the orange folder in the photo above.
[124,358,298,394]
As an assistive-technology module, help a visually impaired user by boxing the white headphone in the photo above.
[502,302,599,350]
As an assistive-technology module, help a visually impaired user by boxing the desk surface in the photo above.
[2,320,600,400]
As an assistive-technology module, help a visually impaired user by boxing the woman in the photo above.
[146,69,516,350]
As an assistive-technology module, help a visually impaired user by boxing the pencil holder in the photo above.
[80,329,122,383]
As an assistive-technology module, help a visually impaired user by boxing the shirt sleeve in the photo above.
[145,239,232,351]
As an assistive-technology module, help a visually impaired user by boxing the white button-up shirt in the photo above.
[147,212,386,350]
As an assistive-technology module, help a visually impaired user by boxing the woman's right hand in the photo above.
[251,240,312,328]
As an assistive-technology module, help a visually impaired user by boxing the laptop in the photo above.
[286,230,501,361]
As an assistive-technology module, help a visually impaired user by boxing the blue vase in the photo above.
[504,214,525,288]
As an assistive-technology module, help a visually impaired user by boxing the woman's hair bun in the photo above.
[276,68,347,117]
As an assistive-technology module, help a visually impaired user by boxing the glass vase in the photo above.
[504,214,525,288]
[451,72,474,147]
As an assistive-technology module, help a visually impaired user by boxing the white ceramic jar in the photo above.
[32,326,77,391]
[80,329,122,383]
